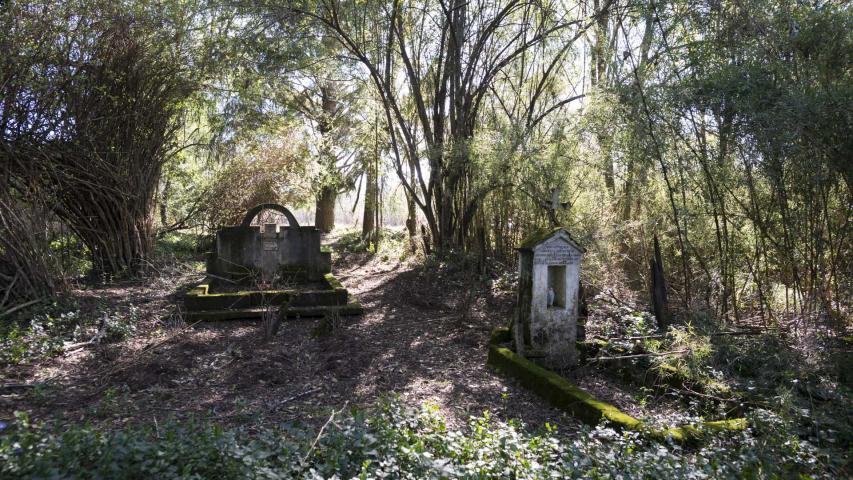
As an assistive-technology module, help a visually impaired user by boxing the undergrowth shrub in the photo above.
[654,325,717,388]
[154,232,209,260]
[0,399,837,479]
[333,227,413,262]
[713,333,801,383]
[0,302,140,366]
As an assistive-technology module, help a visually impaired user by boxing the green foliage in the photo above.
[48,233,91,279]
[333,229,375,254]
[333,228,413,262]
[586,293,657,339]
[713,333,800,383]
[154,233,209,260]
[196,126,314,229]
[98,306,140,343]
[0,399,837,479]
[0,318,65,366]
[654,325,716,388]
[0,302,140,366]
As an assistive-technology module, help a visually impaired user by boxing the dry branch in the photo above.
[588,349,689,362]
[303,402,348,463]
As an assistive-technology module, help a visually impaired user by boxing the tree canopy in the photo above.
[0,0,850,477]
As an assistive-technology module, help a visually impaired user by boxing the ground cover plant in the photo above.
[0,399,839,479]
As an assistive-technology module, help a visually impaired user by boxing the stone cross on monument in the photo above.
[539,187,571,227]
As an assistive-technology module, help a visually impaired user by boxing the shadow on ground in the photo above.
[0,251,580,433]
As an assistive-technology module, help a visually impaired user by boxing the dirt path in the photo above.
[0,251,579,433]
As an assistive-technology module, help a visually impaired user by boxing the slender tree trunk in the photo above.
[362,154,378,242]
[159,178,170,227]
[314,82,340,235]
[651,235,671,329]
[405,155,418,239]
[315,187,336,233]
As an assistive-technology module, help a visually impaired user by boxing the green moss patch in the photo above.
[490,327,512,345]
[323,272,346,291]
[183,273,360,321]
[487,328,746,443]
[517,227,566,250]
[184,302,364,322]
[487,339,642,428]
[657,418,749,444]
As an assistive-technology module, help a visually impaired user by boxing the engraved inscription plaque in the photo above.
[263,240,278,251]
[533,242,580,265]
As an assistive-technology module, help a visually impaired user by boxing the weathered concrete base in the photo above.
[184,273,362,323]
[487,328,746,444]
[183,302,364,322]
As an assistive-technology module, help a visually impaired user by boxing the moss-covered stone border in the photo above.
[487,328,746,443]
[183,273,362,321]
[184,302,364,322]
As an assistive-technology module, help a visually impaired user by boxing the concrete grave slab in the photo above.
[185,204,361,322]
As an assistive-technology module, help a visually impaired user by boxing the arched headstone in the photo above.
[208,204,329,283]
[241,203,300,228]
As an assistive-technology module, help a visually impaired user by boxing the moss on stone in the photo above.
[187,284,210,296]
[516,227,566,250]
[487,328,747,444]
[185,302,364,322]
[651,363,688,390]
[324,273,345,291]
[491,327,512,345]
[656,418,748,444]
[516,226,586,252]
[185,274,353,313]
[487,342,643,427]
[577,339,608,360]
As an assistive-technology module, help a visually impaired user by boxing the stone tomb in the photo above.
[184,203,362,322]
[206,203,331,283]
[513,228,584,369]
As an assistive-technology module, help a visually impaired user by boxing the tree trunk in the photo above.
[590,0,616,197]
[650,235,672,330]
[315,187,336,233]
[159,178,170,227]
[314,81,341,235]
[362,156,378,242]
[77,200,152,278]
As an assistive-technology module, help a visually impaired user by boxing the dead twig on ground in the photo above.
[602,288,639,310]
[90,318,204,391]
[63,340,95,354]
[594,329,771,343]
[588,349,689,362]
[269,387,322,412]
[0,297,46,318]
[195,272,238,285]
[1,382,47,391]
[303,402,348,463]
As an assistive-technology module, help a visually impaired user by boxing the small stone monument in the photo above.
[207,203,331,284]
[513,227,585,369]
[185,203,362,322]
